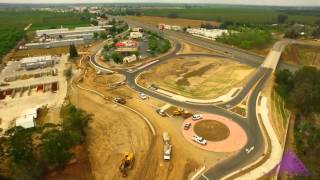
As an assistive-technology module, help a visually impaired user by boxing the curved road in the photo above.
[90,35,277,179]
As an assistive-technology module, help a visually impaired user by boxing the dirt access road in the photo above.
[71,61,234,180]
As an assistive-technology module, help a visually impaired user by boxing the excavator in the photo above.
[173,108,193,119]
[119,152,135,177]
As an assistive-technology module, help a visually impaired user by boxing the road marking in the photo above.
[190,166,206,180]
[201,173,210,180]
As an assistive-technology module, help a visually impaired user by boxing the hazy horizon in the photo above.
[0,0,319,7]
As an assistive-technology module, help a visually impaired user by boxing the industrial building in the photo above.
[186,28,228,40]
[25,38,86,49]
[20,56,56,70]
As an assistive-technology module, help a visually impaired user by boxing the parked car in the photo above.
[156,109,166,117]
[113,97,126,105]
[139,93,148,100]
[192,135,207,145]
[184,123,191,130]
[192,114,203,121]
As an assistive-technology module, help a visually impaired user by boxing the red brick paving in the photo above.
[182,114,247,152]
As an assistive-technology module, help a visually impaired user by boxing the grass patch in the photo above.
[142,7,320,25]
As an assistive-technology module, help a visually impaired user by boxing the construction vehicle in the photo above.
[163,132,172,160]
[173,108,193,119]
[119,152,135,177]
[114,97,126,105]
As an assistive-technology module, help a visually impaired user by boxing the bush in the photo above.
[217,29,273,49]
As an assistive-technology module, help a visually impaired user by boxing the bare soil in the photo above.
[194,120,230,141]
[180,42,218,54]
[126,16,220,28]
[139,56,255,99]
[281,44,320,67]
[68,61,233,180]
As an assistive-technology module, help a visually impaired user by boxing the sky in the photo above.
[0,0,319,6]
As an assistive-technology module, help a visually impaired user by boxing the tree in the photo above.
[111,52,123,64]
[285,28,299,39]
[41,130,73,168]
[167,12,178,19]
[277,14,288,24]
[64,67,72,80]
[91,20,98,26]
[99,31,108,39]
[93,32,99,39]
[69,44,78,58]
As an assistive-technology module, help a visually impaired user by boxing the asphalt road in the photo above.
[90,18,286,179]
[91,41,272,179]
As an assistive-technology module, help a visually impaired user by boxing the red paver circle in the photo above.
[182,114,247,152]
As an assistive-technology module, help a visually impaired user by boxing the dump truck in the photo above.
[163,132,172,160]
[119,152,135,177]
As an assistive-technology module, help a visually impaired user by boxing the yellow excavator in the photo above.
[119,152,135,177]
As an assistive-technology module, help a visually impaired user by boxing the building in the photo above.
[115,40,137,48]
[36,28,69,37]
[186,28,228,40]
[123,54,137,63]
[158,24,165,31]
[25,38,86,49]
[15,108,38,129]
[20,56,56,70]
[130,32,143,39]
[131,27,144,32]
[171,25,182,31]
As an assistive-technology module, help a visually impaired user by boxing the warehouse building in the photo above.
[20,56,56,70]
[25,38,86,49]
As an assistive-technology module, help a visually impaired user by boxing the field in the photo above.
[126,16,220,27]
[142,7,320,24]
[139,56,255,99]
[0,10,91,62]
[281,44,320,66]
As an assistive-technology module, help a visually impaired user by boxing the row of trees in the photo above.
[275,67,320,115]
[216,29,273,49]
[0,105,91,179]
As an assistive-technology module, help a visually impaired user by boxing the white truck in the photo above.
[163,132,172,160]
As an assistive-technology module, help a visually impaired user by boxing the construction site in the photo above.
[0,54,68,130]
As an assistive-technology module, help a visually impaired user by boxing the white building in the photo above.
[26,38,86,49]
[123,54,137,63]
[20,56,55,70]
[171,25,182,31]
[15,108,38,129]
[131,27,144,32]
[130,32,143,39]
[36,28,69,37]
[186,28,228,40]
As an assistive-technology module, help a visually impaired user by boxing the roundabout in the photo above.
[182,114,247,152]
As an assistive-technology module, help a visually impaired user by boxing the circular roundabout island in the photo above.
[182,114,247,152]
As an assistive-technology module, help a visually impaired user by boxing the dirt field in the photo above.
[126,16,220,28]
[281,44,320,67]
[68,61,234,180]
[194,120,230,141]
[179,42,219,54]
[139,56,255,99]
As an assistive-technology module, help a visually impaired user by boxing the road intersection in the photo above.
[89,20,290,179]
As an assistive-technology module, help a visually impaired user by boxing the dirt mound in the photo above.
[194,120,230,141]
